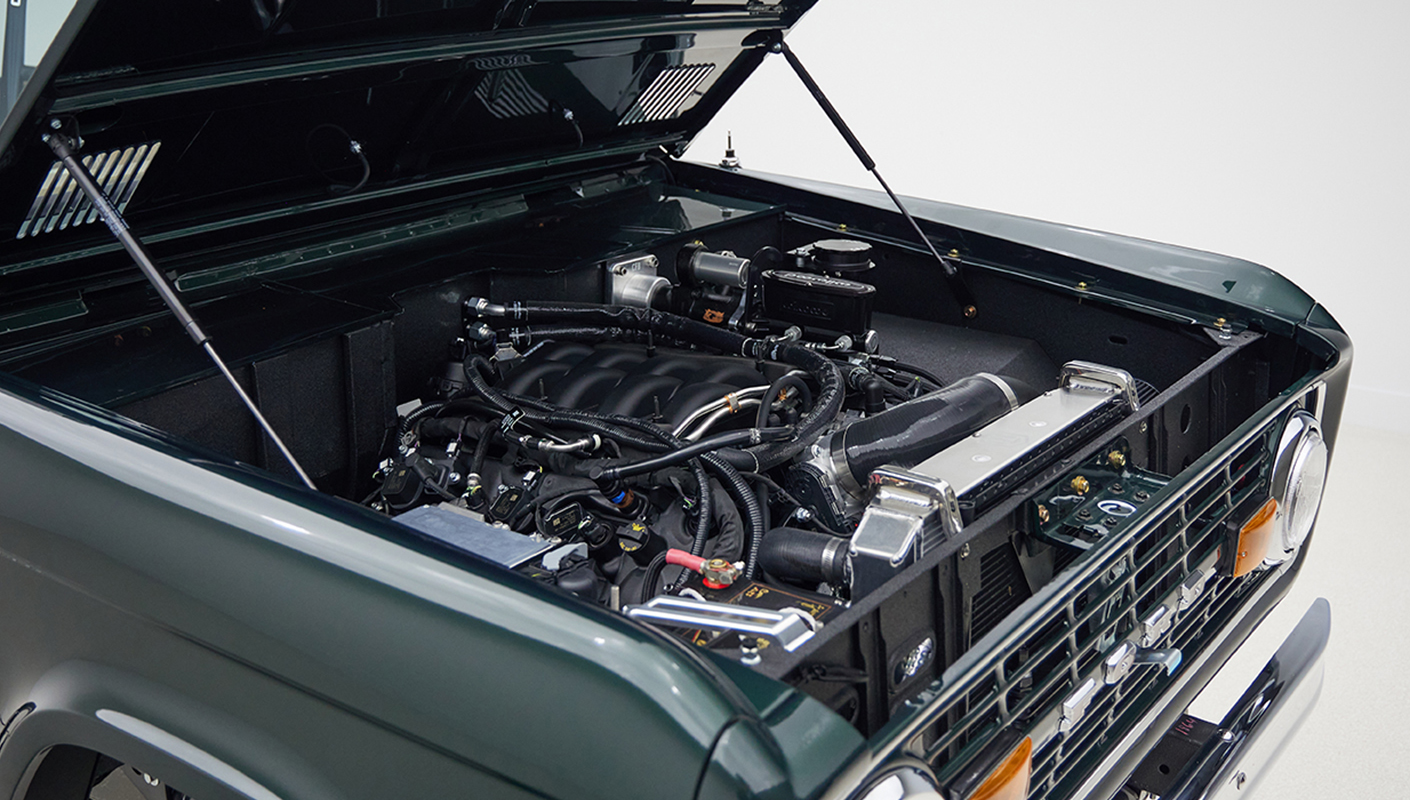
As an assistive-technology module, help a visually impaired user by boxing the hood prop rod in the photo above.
[43,131,318,490]
[772,41,978,319]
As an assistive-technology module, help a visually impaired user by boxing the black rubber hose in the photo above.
[400,401,447,434]
[701,452,763,581]
[478,306,845,470]
[889,361,946,389]
[638,550,669,604]
[755,370,813,428]
[466,339,768,576]
[758,527,850,585]
[688,459,713,557]
[837,373,1034,488]
[755,481,771,547]
[417,416,491,442]
[470,425,496,478]
[590,427,792,480]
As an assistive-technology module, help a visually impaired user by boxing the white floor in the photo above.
[1184,422,1409,797]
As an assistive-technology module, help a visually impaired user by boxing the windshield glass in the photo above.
[1,0,77,120]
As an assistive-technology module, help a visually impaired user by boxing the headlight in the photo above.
[856,766,946,800]
[1265,410,1328,565]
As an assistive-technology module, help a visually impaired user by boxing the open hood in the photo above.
[0,0,813,304]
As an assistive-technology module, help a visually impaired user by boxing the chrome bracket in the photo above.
[1060,361,1141,411]
[1178,568,1210,611]
[607,254,669,309]
[1060,677,1100,734]
[1103,641,1138,685]
[623,596,820,652]
[848,466,960,596]
[1140,603,1174,648]
[1134,647,1184,676]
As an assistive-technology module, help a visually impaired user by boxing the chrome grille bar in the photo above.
[839,381,1323,800]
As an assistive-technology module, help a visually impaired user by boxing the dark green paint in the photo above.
[677,164,1329,337]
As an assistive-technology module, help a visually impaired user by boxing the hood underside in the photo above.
[0,0,813,291]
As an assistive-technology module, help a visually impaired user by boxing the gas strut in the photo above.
[773,40,979,319]
[43,130,318,490]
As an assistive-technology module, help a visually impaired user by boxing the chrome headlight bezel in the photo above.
[1264,410,1328,566]
[853,765,946,800]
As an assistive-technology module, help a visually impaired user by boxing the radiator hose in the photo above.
[758,527,850,586]
[834,373,1035,493]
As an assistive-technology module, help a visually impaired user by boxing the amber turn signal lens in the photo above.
[970,736,1032,800]
[1233,497,1278,577]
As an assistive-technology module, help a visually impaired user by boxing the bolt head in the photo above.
[49,118,63,130]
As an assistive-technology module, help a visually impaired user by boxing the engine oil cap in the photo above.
[810,239,874,272]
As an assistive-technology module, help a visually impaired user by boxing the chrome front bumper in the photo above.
[1132,598,1330,799]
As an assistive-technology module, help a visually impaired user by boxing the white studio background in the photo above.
[688,0,1410,435]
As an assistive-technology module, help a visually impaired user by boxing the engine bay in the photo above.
[1,167,1288,737]
[373,235,1073,628]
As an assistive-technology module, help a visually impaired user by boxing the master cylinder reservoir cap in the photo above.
[809,238,874,273]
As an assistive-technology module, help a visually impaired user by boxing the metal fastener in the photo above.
[1178,569,1209,611]
[1070,475,1091,494]
[1103,641,1137,685]
[1107,450,1127,469]
[1103,516,1120,527]
[1060,677,1100,733]
[1140,604,1173,647]
[1134,490,1150,502]
[739,634,761,666]
[1037,504,1051,524]
[959,543,971,559]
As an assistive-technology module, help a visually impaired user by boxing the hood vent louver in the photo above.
[474,69,550,120]
[16,141,160,240]
[618,63,715,126]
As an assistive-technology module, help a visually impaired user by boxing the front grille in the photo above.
[924,418,1283,798]
[971,542,1033,645]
